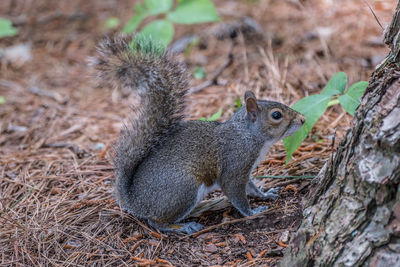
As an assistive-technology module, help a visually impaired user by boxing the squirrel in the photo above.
[92,36,306,234]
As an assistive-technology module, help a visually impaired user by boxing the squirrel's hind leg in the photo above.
[147,220,203,235]
[246,179,279,200]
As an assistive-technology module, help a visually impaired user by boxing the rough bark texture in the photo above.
[280,3,400,266]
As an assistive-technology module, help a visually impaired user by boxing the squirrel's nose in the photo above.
[300,117,305,124]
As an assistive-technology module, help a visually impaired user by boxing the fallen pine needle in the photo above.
[97,142,110,159]
[258,249,268,258]
[278,240,288,248]
[247,251,254,261]
[129,240,145,253]
[63,244,78,250]
[87,249,100,259]
[131,256,157,265]
[122,234,143,243]
[150,231,167,239]
[126,214,155,233]
[154,257,173,265]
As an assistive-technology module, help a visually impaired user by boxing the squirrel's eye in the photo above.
[271,111,282,120]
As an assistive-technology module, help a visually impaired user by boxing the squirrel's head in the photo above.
[244,91,305,140]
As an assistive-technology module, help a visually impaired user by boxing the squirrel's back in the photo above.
[91,36,189,206]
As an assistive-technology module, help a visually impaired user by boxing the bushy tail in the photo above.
[91,36,189,204]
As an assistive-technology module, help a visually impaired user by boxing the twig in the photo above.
[264,179,308,191]
[9,184,37,209]
[254,175,315,179]
[41,143,88,158]
[169,34,199,54]
[28,86,68,104]
[11,12,87,26]
[328,110,346,129]
[189,46,234,94]
[273,147,329,174]
[238,32,249,83]
[126,214,154,234]
[363,0,384,30]
[181,207,279,239]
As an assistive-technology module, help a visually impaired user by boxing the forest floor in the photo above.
[0,0,397,266]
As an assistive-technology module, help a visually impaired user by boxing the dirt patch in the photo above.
[0,0,396,265]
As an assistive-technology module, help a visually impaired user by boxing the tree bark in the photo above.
[280,2,400,266]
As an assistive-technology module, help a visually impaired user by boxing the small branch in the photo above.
[181,207,279,239]
[363,0,384,30]
[41,143,87,158]
[189,47,234,94]
[264,179,309,192]
[127,214,155,234]
[190,176,314,217]
[28,86,68,104]
[329,110,346,129]
[254,175,315,179]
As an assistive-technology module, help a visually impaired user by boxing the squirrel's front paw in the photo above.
[251,206,269,215]
[262,187,279,200]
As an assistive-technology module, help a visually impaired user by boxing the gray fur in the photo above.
[93,36,305,234]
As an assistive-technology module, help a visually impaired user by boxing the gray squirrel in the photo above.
[92,36,305,234]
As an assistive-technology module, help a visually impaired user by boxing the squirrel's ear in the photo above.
[245,91,259,122]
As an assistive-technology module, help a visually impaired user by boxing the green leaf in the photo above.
[345,81,369,99]
[208,108,222,121]
[193,66,206,79]
[104,17,121,29]
[338,95,358,116]
[139,20,174,47]
[167,0,220,24]
[145,0,173,15]
[199,108,223,121]
[235,98,242,108]
[291,94,332,126]
[232,97,243,111]
[283,94,332,163]
[0,18,18,38]
[283,125,309,163]
[338,81,368,116]
[0,96,5,104]
[321,72,347,96]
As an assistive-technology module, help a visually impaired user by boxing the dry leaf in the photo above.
[246,251,253,261]
[215,242,227,247]
[284,184,298,194]
[234,233,246,244]
[204,243,218,253]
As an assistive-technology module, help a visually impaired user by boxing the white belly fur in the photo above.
[251,140,274,173]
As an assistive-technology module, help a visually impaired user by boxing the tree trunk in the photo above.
[280,2,400,266]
